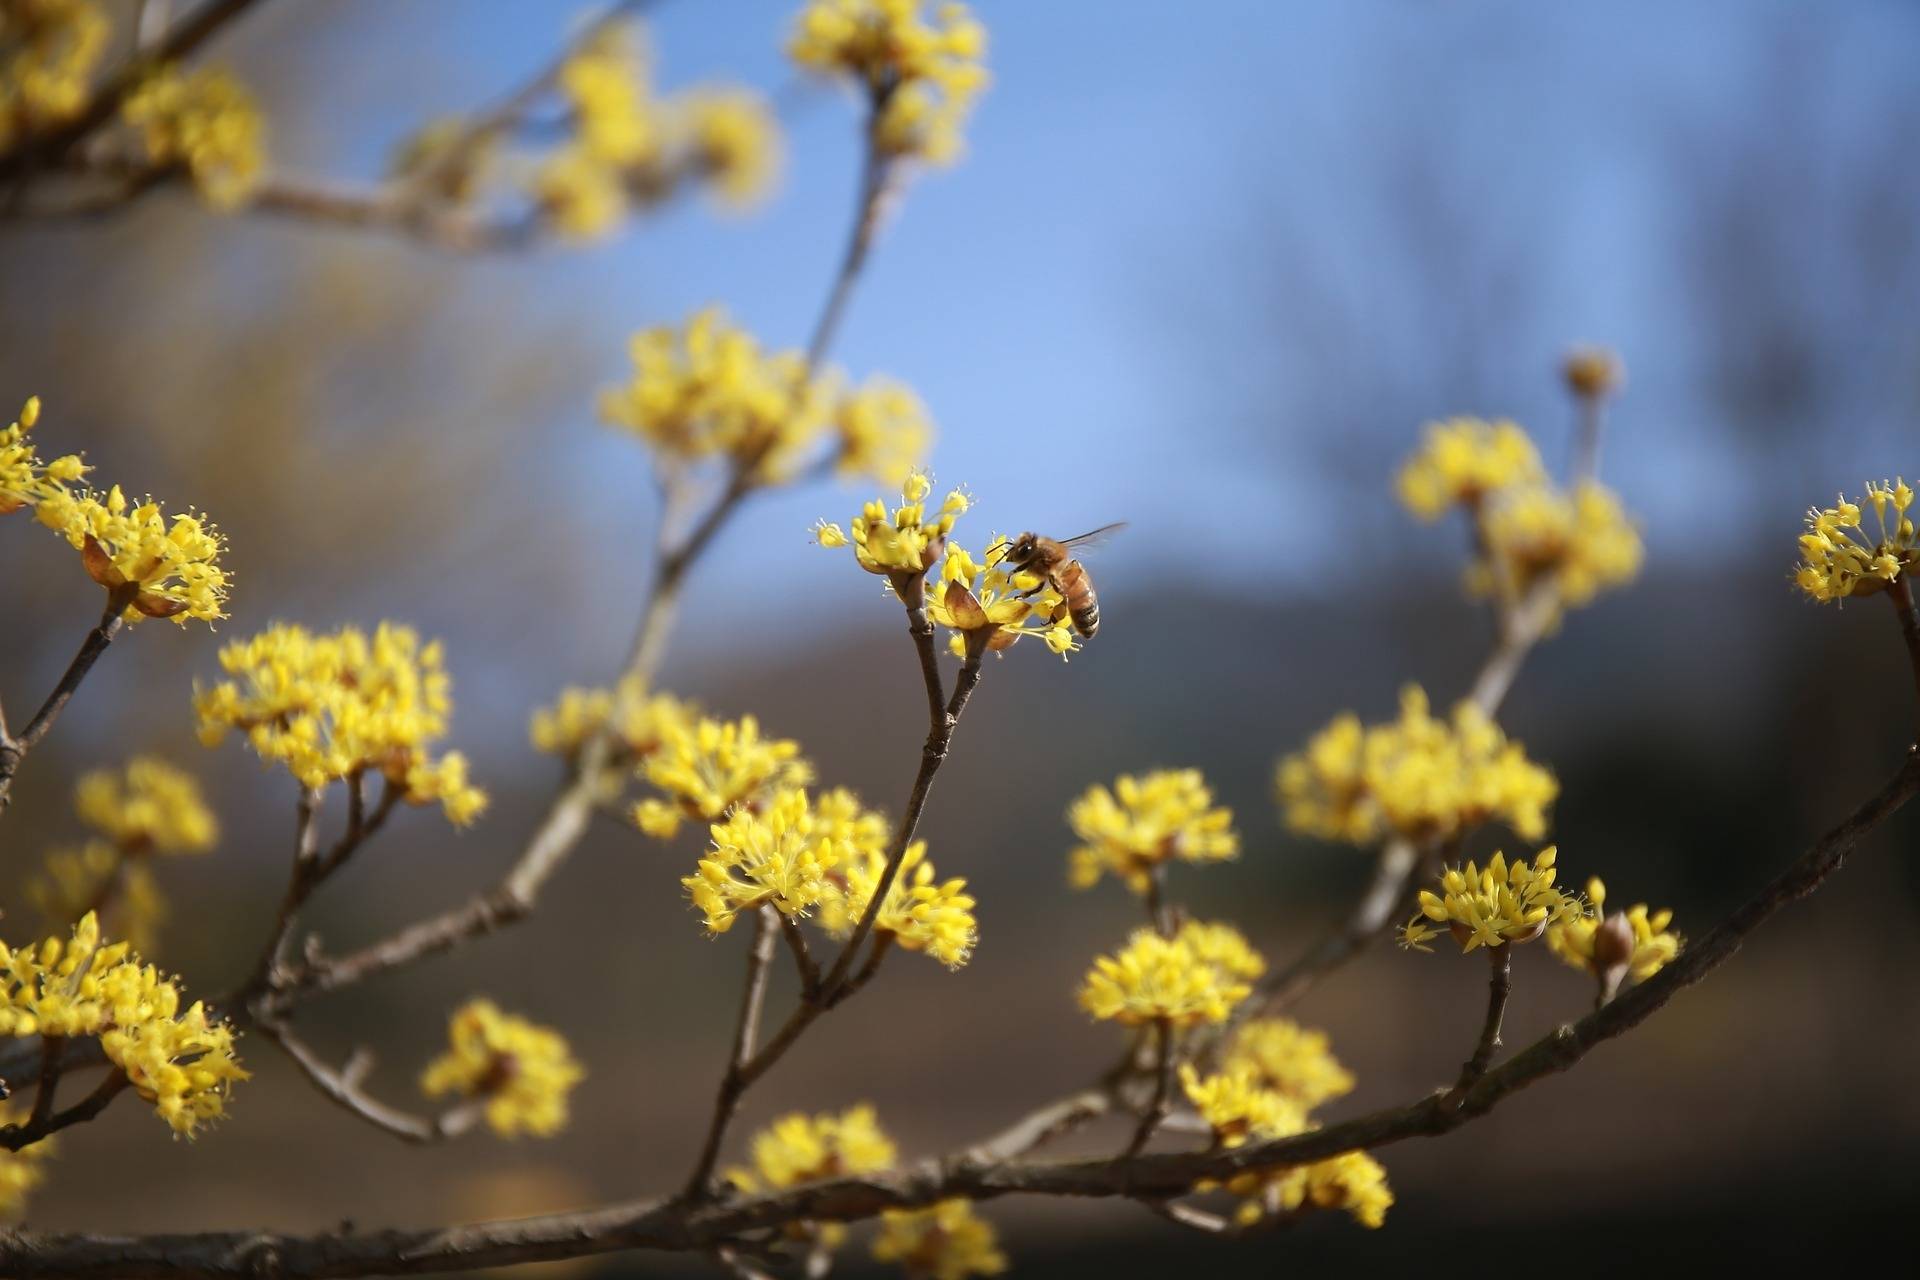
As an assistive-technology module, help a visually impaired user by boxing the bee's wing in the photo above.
[1059,522,1129,552]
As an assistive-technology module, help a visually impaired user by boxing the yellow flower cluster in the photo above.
[529,677,695,763]
[0,396,87,514]
[821,838,978,968]
[1078,921,1263,1027]
[0,0,108,150]
[1473,480,1643,618]
[419,999,583,1139]
[1399,846,1587,953]
[72,756,217,854]
[35,482,229,625]
[194,622,488,824]
[789,0,989,165]
[728,1103,896,1192]
[632,712,811,839]
[1221,1017,1356,1110]
[533,24,780,239]
[0,1111,52,1217]
[1226,1150,1395,1230]
[1178,1064,1305,1148]
[871,1199,1007,1280]
[0,914,247,1137]
[1795,480,1917,603]
[1395,418,1544,520]
[122,65,267,210]
[928,538,1078,660]
[832,377,935,489]
[815,470,967,578]
[1547,876,1681,986]
[1067,768,1238,894]
[684,787,846,933]
[1277,686,1556,848]
[27,841,167,953]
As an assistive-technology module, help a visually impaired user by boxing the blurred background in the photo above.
[4,0,1920,1273]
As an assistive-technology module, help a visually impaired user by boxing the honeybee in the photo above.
[999,524,1127,638]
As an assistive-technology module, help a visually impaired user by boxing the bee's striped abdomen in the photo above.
[1059,560,1100,637]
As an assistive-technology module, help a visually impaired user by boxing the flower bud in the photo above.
[1562,346,1623,401]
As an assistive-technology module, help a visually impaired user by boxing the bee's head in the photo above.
[1004,532,1038,565]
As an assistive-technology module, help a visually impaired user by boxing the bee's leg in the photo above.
[1013,569,1065,600]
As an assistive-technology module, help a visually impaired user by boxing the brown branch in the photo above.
[259,1021,475,1146]
[1889,576,1920,735]
[0,591,132,815]
[1453,942,1511,1090]
[0,1069,130,1154]
[683,907,781,1198]
[1121,1019,1175,1158]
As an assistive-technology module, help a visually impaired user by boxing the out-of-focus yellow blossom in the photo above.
[560,25,659,168]
[789,0,988,165]
[1472,480,1642,619]
[684,788,841,934]
[1221,1018,1355,1110]
[193,622,488,824]
[809,785,891,860]
[533,144,629,241]
[819,839,977,968]
[729,1104,896,1193]
[816,470,968,581]
[34,483,228,624]
[927,538,1077,660]
[677,87,781,208]
[530,677,696,762]
[599,307,833,474]
[1174,920,1266,984]
[1,396,88,515]
[1396,418,1543,520]
[27,841,167,954]
[871,1199,1007,1280]
[831,377,933,488]
[420,999,583,1139]
[1179,1065,1305,1149]
[73,756,217,854]
[0,914,247,1137]
[1399,846,1587,953]
[1222,1149,1394,1230]
[1795,480,1918,603]
[0,0,108,149]
[632,713,810,839]
[121,65,267,210]
[1067,769,1237,893]
[388,115,492,204]
[1078,924,1257,1027]
[0,1112,52,1216]
[1547,876,1680,985]
[1277,686,1556,848]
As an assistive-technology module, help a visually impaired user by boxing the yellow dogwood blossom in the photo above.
[831,376,934,488]
[27,841,168,954]
[420,999,583,1139]
[820,840,977,968]
[1547,876,1681,986]
[1078,924,1259,1027]
[34,484,229,624]
[678,87,781,208]
[1,396,87,515]
[1396,418,1543,520]
[789,0,989,165]
[0,0,108,150]
[632,713,811,839]
[1472,480,1642,620]
[871,1199,1007,1280]
[194,622,488,824]
[0,1112,52,1217]
[1222,1149,1394,1230]
[1179,1065,1305,1149]
[1221,1018,1355,1110]
[122,65,268,210]
[927,538,1077,659]
[73,756,217,854]
[728,1104,896,1192]
[1795,480,1918,603]
[815,470,968,579]
[1067,768,1238,893]
[529,677,695,762]
[684,788,845,934]
[1399,846,1587,953]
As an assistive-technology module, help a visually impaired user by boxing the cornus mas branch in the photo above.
[0,592,133,815]
[2,746,1910,1277]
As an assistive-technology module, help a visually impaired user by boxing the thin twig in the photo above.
[1888,576,1920,737]
[0,592,131,814]
[0,1070,130,1154]
[1121,1019,1175,1158]
[1453,943,1511,1091]
[683,908,782,1197]
[260,1021,476,1145]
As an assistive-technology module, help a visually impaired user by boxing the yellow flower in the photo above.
[1472,480,1643,620]
[1547,876,1681,985]
[684,788,845,934]
[1395,418,1544,520]
[677,87,781,208]
[632,712,811,839]
[530,677,696,761]
[558,24,661,168]
[927,537,1078,659]
[1078,924,1258,1027]
[1179,1065,1305,1148]
[0,0,109,149]
[0,1110,52,1217]
[27,842,168,955]
[194,622,488,824]
[35,483,229,624]
[1224,1150,1394,1230]
[818,839,977,968]
[0,395,88,515]
[533,144,629,241]
[819,470,970,580]
[73,756,217,854]
[1399,846,1587,953]
[1796,480,1918,603]
[1221,1018,1355,1111]
[1174,920,1266,983]
[789,0,989,165]
[122,65,268,210]
[1277,686,1557,848]
[728,1104,896,1193]
[599,307,834,476]
[1067,769,1238,893]
[871,1199,1007,1280]
[420,999,583,1139]
[832,376,934,488]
